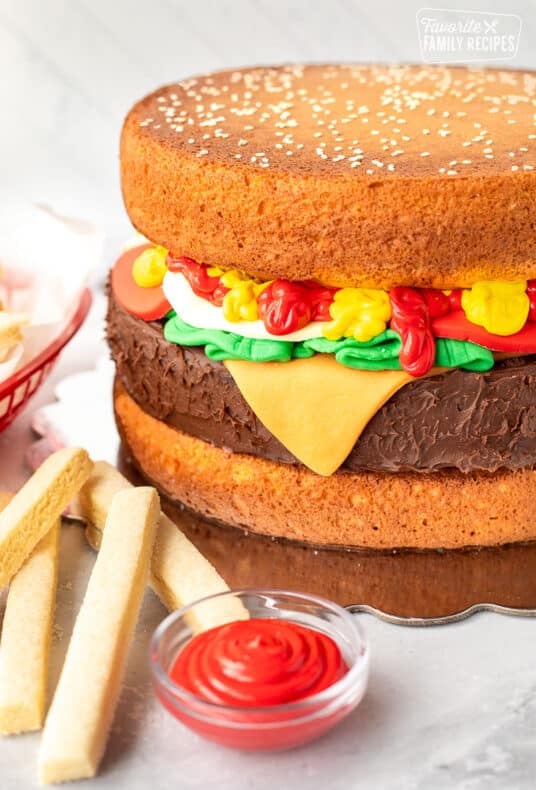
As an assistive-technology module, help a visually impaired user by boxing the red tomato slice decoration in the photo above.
[432,311,536,352]
[111,245,171,321]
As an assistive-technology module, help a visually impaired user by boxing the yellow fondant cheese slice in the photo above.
[224,355,415,476]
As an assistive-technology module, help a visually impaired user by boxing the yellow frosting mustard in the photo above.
[133,245,533,346]
[207,265,225,278]
[461,280,529,336]
[132,246,169,288]
[220,270,271,322]
[322,288,391,342]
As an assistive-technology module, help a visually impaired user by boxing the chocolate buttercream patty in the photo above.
[107,292,536,475]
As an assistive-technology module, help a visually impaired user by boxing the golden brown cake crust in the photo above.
[121,64,536,289]
[114,382,536,550]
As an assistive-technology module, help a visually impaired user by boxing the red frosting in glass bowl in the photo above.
[150,589,369,751]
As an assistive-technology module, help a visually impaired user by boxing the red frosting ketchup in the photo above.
[389,286,437,377]
[257,280,336,335]
[167,255,229,306]
[169,618,348,707]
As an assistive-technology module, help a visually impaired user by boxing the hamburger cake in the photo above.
[109,64,536,551]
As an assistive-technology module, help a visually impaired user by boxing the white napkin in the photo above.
[29,356,118,470]
[0,199,103,379]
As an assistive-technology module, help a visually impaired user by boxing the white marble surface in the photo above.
[1,1,536,786]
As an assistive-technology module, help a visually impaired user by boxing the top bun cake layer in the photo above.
[121,64,536,289]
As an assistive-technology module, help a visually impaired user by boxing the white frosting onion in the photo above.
[162,271,326,342]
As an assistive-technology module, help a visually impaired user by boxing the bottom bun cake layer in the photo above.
[114,381,536,550]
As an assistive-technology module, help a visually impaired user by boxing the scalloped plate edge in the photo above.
[346,602,536,626]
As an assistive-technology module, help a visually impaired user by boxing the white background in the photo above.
[2,0,536,251]
[1,2,535,788]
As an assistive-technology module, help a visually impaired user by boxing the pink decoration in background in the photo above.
[28,355,118,471]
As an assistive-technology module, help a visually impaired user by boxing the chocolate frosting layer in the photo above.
[107,293,536,474]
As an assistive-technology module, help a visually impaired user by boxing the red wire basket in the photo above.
[0,288,92,433]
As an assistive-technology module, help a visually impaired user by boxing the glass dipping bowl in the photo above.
[149,589,369,751]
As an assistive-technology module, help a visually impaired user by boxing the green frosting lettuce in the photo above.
[164,312,313,362]
[434,337,494,371]
[163,312,495,372]
[304,331,403,370]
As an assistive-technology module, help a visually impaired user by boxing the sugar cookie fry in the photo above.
[0,520,59,734]
[78,461,247,630]
[0,448,93,588]
[38,487,160,784]
[0,312,29,362]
